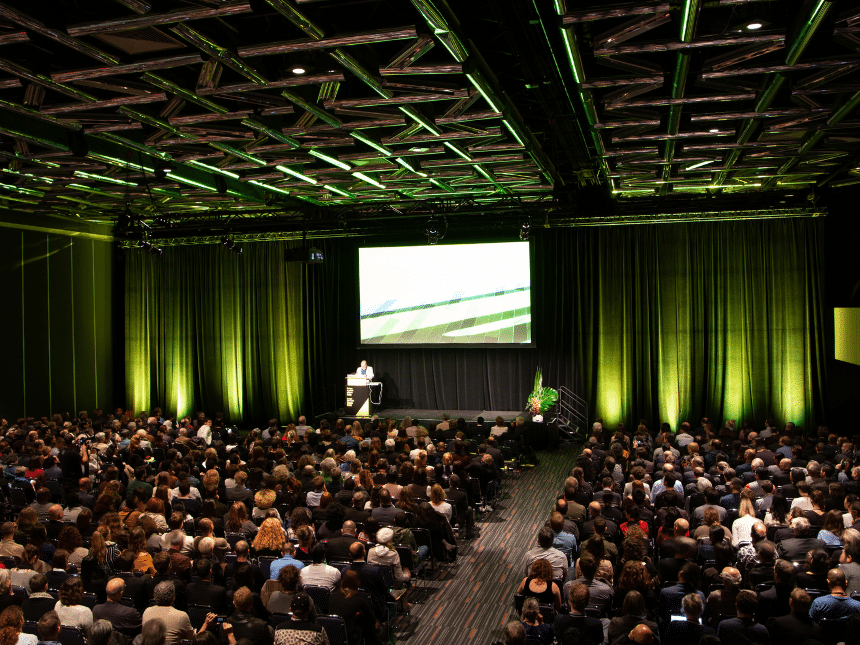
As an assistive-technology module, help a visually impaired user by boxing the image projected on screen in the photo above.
[359,242,531,345]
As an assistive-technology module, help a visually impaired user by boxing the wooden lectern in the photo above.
[345,376,372,417]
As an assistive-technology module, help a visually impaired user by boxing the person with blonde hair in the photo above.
[429,484,452,523]
[251,518,285,558]
[731,496,759,547]
[252,489,280,521]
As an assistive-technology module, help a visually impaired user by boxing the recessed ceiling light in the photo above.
[709,128,719,133]
[292,66,306,74]
[410,147,429,153]
[747,22,763,30]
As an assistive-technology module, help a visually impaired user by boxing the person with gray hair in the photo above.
[664,592,716,642]
[88,619,115,645]
[777,516,827,560]
[140,618,167,645]
[142,581,214,645]
[93,578,142,636]
[519,596,553,644]
[503,620,526,645]
[704,567,742,628]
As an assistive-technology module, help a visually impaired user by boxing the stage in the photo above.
[315,408,528,423]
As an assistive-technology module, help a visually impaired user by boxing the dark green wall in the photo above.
[0,212,114,419]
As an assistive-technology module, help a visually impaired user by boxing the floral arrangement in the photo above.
[527,366,558,417]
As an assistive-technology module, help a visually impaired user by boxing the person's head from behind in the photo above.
[536,526,553,550]
[58,577,84,607]
[578,554,598,580]
[153,580,175,607]
[278,565,300,592]
[37,611,60,643]
[503,620,526,645]
[232,586,253,613]
[621,590,645,618]
[678,562,701,588]
[683,592,704,620]
[774,559,794,584]
[28,573,47,595]
[140,618,167,645]
[789,588,812,615]
[734,589,757,618]
[89,620,113,645]
[568,582,590,613]
[290,592,311,621]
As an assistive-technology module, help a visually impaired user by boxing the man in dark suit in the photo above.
[717,590,770,644]
[92,578,143,638]
[147,551,187,611]
[325,521,360,563]
[580,502,618,543]
[444,475,476,538]
[758,559,794,621]
[370,489,399,526]
[225,470,254,507]
[21,574,56,622]
[768,588,821,643]
[223,541,264,593]
[185,559,227,614]
[347,542,392,623]
[343,492,370,524]
[553,583,605,645]
[113,550,153,613]
[223,586,274,645]
[776,517,826,561]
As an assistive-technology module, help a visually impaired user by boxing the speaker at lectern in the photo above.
[345,375,373,417]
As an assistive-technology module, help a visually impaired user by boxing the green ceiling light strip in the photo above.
[209,142,267,166]
[463,70,504,113]
[276,164,318,184]
[85,152,155,174]
[74,170,138,186]
[186,159,240,178]
[281,90,342,128]
[352,171,386,189]
[395,157,427,177]
[118,107,197,140]
[308,149,352,170]
[165,172,214,190]
[0,168,55,183]
[0,58,97,103]
[0,182,44,197]
[170,24,268,85]
[398,105,442,135]
[67,183,124,197]
[248,180,291,196]
[409,0,468,62]
[713,0,834,187]
[0,124,70,151]
[0,97,82,130]
[55,194,107,208]
[141,73,229,114]
[328,49,392,99]
[264,0,325,39]
[323,184,354,198]
[501,119,529,148]
[241,118,300,147]
[444,141,472,161]
[151,187,182,197]
[350,131,393,157]
[96,133,173,161]
[659,0,699,195]
[429,177,455,193]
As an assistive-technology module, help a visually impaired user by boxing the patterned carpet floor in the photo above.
[392,444,583,644]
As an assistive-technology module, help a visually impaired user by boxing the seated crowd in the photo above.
[0,409,511,645]
[504,418,860,645]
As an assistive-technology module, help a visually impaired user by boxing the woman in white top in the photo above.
[490,416,508,437]
[429,484,452,524]
[54,577,93,631]
[731,497,759,547]
[0,605,38,645]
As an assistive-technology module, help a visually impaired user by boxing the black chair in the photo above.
[58,626,87,645]
[819,616,851,645]
[395,546,425,582]
[317,614,349,645]
[22,622,38,636]
[224,533,244,551]
[257,556,278,580]
[268,612,291,629]
[187,605,212,630]
[80,592,98,609]
[411,528,433,564]
[0,556,18,569]
[303,584,330,614]
[10,586,26,603]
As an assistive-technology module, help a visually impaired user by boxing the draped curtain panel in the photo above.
[125,243,306,423]
[122,218,825,430]
[559,217,826,430]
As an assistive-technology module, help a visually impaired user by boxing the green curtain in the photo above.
[125,242,306,423]
[554,217,826,430]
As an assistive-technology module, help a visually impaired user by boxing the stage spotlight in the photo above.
[520,220,530,241]
[292,66,306,74]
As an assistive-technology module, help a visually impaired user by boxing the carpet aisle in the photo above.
[394,444,583,644]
